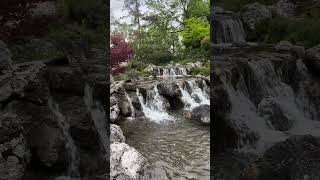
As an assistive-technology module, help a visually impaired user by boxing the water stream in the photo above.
[48,98,80,178]
[121,79,210,179]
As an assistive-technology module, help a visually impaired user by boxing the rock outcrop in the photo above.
[240,135,320,180]
[0,40,108,179]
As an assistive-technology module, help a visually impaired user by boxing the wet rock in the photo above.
[110,95,120,122]
[240,135,320,180]
[157,82,181,98]
[241,3,272,31]
[258,98,293,131]
[0,40,12,72]
[305,44,320,77]
[111,124,125,144]
[110,142,147,180]
[191,105,210,124]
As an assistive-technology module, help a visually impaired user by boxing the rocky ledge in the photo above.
[0,40,108,179]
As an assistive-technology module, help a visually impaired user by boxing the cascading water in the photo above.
[83,84,109,153]
[136,86,174,123]
[154,67,188,78]
[48,98,80,178]
[178,80,210,110]
[213,14,246,44]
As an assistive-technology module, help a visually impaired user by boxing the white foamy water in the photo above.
[84,84,109,153]
[136,86,174,123]
[178,80,210,110]
[48,98,80,177]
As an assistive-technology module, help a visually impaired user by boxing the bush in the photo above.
[256,17,320,48]
[189,62,210,76]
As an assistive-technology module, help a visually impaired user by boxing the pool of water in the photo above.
[119,112,210,180]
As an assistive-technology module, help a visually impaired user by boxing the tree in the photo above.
[0,0,51,41]
[185,0,209,19]
[110,33,134,75]
[181,17,210,48]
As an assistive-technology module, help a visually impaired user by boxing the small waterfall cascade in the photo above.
[178,80,210,110]
[221,59,320,152]
[136,86,174,123]
[212,14,246,44]
[48,98,80,177]
[84,84,109,153]
[153,66,188,78]
[126,91,136,118]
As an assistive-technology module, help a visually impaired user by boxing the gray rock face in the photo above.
[305,44,320,76]
[0,112,31,180]
[0,40,12,72]
[191,104,210,124]
[275,0,296,17]
[111,124,125,144]
[0,40,110,178]
[157,82,181,98]
[240,135,320,180]
[241,3,272,31]
[110,142,147,180]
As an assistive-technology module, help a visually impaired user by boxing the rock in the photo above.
[111,125,125,144]
[0,40,12,72]
[240,135,320,180]
[191,104,210,124]
[305,44,320,76]
[241,3,272,31]
[0,112,31,180]
[258,98,293,131]
[274,41,293,51]
[275,0,296,17]
[110,95,120,122]
[157,82,181,98]
[110,142,148,180]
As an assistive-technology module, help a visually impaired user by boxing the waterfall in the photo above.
[83,84,109,153]
[153,67,188,78]
[48,98,80,177]
[136,86,174,123]
[213,14,246,44]
[220,59,320,152]
[178,80,210,110]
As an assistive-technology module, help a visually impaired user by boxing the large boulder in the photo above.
[241,3,272,31]
[190,105,210,125]
[0,40,12,72]
[110,142,148,180]
[240,135,320,180]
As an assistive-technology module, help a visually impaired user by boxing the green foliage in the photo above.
[56,0,106,28]
[186,0,210,18]
[256,17,320,48]
[181,17,210,49]
[189,63,210,76]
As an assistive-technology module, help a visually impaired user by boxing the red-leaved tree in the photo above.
[110,33,134,75]
[0,0,54,41]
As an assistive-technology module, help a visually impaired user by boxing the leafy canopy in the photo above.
[181,17,210,48]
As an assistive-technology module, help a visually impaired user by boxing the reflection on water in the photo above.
[119,112,210,180]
